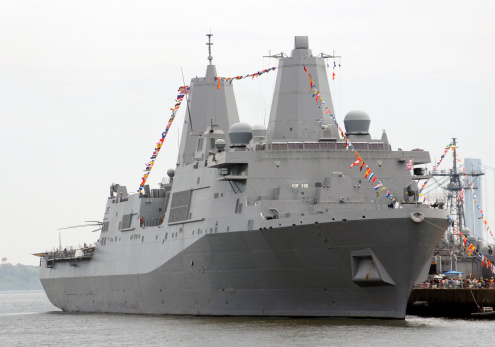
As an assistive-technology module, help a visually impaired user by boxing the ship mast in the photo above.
[432,138,484,245]
[206,33,213,65]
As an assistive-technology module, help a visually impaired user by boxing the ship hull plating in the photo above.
[41,217,447,319]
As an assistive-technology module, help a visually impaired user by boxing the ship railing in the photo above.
[44,246,96,261]
[414,281,495,289]
[160,177,171,185]
[431,169,484,176]
[266,142,389,151]
[142,217,165,227]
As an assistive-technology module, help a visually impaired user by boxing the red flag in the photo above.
[350,157,362,168]
[178,86,190,95]
[332,72,335,80]
[406,159,413,170]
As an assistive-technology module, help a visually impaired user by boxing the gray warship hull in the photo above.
[39,36,450,319]
[41,212,448,318]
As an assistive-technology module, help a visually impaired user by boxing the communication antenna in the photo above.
[206,32,213,65]
[58,221,103,233]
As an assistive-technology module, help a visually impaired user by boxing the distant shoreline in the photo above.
[0,290,44,294]
[0,264,42,291]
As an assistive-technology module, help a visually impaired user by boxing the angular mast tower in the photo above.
[266,36,339,143]
[178,33,240,165]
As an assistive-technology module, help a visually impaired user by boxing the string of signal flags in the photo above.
[420,143,495,243]
[303,65,398,203]
[215,67,276,89]
[450,152,495,274]
[419,142,453,198]
[137,85,189,194]
[450,218,495,275]
[137,67,278,193]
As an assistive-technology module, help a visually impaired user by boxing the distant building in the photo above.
[464,158,484,241]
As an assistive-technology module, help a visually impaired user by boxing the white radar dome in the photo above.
[252,124,267,138]
[229,123,253,146]
[215,139,226,150]
[344,110,371,135]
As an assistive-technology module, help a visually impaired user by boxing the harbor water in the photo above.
[1,291,494,346]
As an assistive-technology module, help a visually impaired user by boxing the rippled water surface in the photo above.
[1,291,494,346]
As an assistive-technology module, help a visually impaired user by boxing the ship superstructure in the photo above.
[38,36,449,319]
[422,138,495,278]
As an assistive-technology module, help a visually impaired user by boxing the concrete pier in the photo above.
[407,289,495,317]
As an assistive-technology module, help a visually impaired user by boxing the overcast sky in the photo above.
[2,0,495,265]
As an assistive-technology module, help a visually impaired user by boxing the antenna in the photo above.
[263,52,287,59]
[206,32,213,65]
[318,52,341,59]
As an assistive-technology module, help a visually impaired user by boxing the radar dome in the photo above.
[167,169,175,178]
[344,110,371,135]
[467,236,477,244]
[462,227,471,236]
[215,139,226,150]
[252,124,267,138]
[229,123,253,146]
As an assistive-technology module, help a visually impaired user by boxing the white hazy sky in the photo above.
[2,0,495,265]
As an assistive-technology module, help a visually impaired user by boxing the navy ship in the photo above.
[37,36,449,319]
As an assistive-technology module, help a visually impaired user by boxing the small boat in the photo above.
[471,307,495,319]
